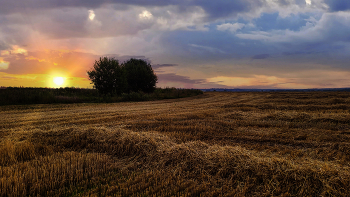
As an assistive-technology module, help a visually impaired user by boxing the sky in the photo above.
[0,0,350,89]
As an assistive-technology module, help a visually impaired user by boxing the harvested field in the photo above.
[1,91,350,196]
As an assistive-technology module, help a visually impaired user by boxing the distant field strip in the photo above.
[1,92,350,196]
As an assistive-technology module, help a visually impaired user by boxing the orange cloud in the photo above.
[24,56,59,66]
[25,56,48,63]
[208,75,311,89]
[0,58,10,70]
[207,69,350,89]
[1,45,28,56]
[0,51,10,56]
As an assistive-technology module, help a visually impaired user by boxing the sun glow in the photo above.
[53,77,64,86]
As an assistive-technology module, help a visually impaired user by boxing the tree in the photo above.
[122,58,158,93]
[87,57,126,95]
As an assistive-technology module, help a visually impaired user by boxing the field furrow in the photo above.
[1,92,350,196]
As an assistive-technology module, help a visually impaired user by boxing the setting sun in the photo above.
[53,77,64,86]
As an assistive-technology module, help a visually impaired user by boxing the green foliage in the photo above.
[87,57,126,95]
[122,58,158,93]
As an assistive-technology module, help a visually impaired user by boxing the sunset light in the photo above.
[2,1,350,196]
[0,1,350,89]
[0,59,9,70]
[53,77,64,86]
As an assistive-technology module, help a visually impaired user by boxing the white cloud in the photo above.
[236,12,350,44]
[139,10,153,20]
[88,10,95,21]
[217,23,245,33]
[152,6,208,31]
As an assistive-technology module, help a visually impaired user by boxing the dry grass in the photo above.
[1,91,350,196]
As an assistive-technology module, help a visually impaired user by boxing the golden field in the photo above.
[0,91,350,196]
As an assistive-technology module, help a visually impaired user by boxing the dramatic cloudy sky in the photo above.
[1,0,350,89]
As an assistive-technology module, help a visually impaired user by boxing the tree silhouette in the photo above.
[122,58,158,93]
[87,57,158,95]
[87,57,126,95]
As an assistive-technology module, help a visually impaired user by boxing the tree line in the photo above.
[0,57,204,105]
[87,57,158,95]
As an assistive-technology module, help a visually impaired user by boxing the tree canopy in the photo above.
[122,58,158,93]
[87,57,157,95]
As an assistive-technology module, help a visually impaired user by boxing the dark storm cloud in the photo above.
[253,12,309,31]
[0,41,10,50]
[324,0,350,11]
[159,29,279,63]
[275,0,307,6]
[114,0,263,20]
[276,0,290,6]
[157,73,205,84]
[0,0,287,42]
[0,0,263,20]
[156,71,269,89]
[152,64,178,69]
[0,0,102,14]
[191,0,256,20]
[282,51,314,56]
